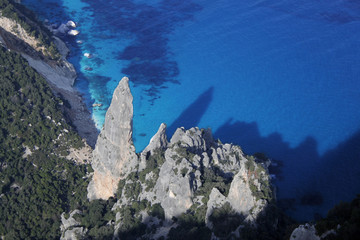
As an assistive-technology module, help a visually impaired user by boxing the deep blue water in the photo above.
[22,0,360,221]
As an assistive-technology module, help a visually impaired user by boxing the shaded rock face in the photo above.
[290,223,338,240]
[88,77,274,239]
[139,123,167,172]
[112,125,272,238]
[290,224,320,240]
[60,210,87,240]
[88,77,138,200]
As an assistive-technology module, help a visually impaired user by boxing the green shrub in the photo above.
[124,181,142,200]
[138,148,164,190]
[209,202,245,238]
[168,204,211,240]
[315,195,360,238]
[196,167,232,204]
[181,167,188,177]
[149,203,165,220]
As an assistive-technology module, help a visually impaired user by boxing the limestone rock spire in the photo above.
[87,77,138,200]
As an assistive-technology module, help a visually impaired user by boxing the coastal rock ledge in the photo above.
[87,77,277,239]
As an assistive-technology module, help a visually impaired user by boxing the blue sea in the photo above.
[22,0,360,221]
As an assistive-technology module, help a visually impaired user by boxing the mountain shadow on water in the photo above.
[168,87,214,137]
[213,119,360,221]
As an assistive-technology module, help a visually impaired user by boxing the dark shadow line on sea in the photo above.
[167,86,214,137]
[165,88,360,221]
[213,119,360,221]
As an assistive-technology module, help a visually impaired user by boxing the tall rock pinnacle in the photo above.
[87,77,138,200]
[85,77,275,239]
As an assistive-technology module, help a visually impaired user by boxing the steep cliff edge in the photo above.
[88,77,278,239]
[0,2,98,146]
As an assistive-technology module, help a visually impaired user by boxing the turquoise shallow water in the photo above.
[22,0,360,221]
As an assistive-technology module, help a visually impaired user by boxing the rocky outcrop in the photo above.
[22,54,76,91]
[111,125,272,239]
[290,223,338,240]
[87,77,138,200]
[61,228,87,240]
[66,141,93,164]
[53,36,70,59]
[139,123,168,171]
[60,210,87,240]
[290,224,320,240]
[87,77,275,238]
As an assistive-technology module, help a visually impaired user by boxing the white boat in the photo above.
[92,103,102,107]
[66,20,77,28]
[76,40,83,44]
[68,29,79,36]
[83,52,92,58]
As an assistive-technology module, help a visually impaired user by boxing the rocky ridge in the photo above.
[88,77,275,239]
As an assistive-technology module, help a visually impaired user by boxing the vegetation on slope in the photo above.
[0,47,87,239]
[315,195,360,240]
[0,0,60,59]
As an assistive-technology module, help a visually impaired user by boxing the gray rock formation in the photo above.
[53,36,70,59]
[60,210,87,240]
[205,188,228,228]
[112,125,272,238]
[139,123,168,172]
[88,77,138,200]
[290,223,338,240]
[290,224,320,240]
[88,77,274,239]
[61,228,87,240]
[22,54,76,91]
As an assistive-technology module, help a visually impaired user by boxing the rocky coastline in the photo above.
[0,13,98,147]
[23,41,99,147]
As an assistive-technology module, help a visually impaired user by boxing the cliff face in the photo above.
[87,77,138,200]
[89,77,275,239]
